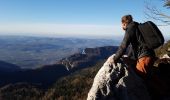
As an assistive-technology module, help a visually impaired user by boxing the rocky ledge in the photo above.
[87,55,170,100]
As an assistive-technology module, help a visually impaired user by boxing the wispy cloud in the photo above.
[0,23,123,38]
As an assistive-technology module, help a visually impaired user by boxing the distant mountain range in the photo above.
[0,46,118,88]
[0,36,121,69]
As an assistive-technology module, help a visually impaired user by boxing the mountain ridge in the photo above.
[0,46,118,88]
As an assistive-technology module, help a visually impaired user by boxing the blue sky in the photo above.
[0,0,169,39]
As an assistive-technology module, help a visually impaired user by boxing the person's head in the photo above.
[121,15,133,30]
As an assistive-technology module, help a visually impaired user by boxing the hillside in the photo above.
[0,83,44,100]
[0,60,105,100]
[0,46,118,88]
[0,60,21,72]
[43,60,105,100]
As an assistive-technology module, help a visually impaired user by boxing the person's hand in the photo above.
[108,58,115,64]
[107,56,116,66]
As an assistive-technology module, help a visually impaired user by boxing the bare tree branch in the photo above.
[144,0,170,25]
[164,0,170,8]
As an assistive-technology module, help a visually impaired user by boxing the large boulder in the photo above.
[87,55,151,100]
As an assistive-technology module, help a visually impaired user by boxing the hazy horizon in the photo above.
[0,0,169,39]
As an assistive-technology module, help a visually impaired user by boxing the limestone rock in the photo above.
[87,55,150,100]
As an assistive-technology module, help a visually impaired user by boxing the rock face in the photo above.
[59,46,118,70]
[87,55,150,100]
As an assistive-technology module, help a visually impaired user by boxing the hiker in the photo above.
[109,15,156,79]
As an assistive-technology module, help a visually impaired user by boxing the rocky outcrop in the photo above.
[58,46,118,70]
[87,53,170,100]
[87,55,150,100]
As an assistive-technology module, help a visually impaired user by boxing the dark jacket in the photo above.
[114,21,155,62]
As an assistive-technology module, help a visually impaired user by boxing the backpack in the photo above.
[138,21,164,49]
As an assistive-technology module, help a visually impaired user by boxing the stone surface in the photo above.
[87,55,150,100]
